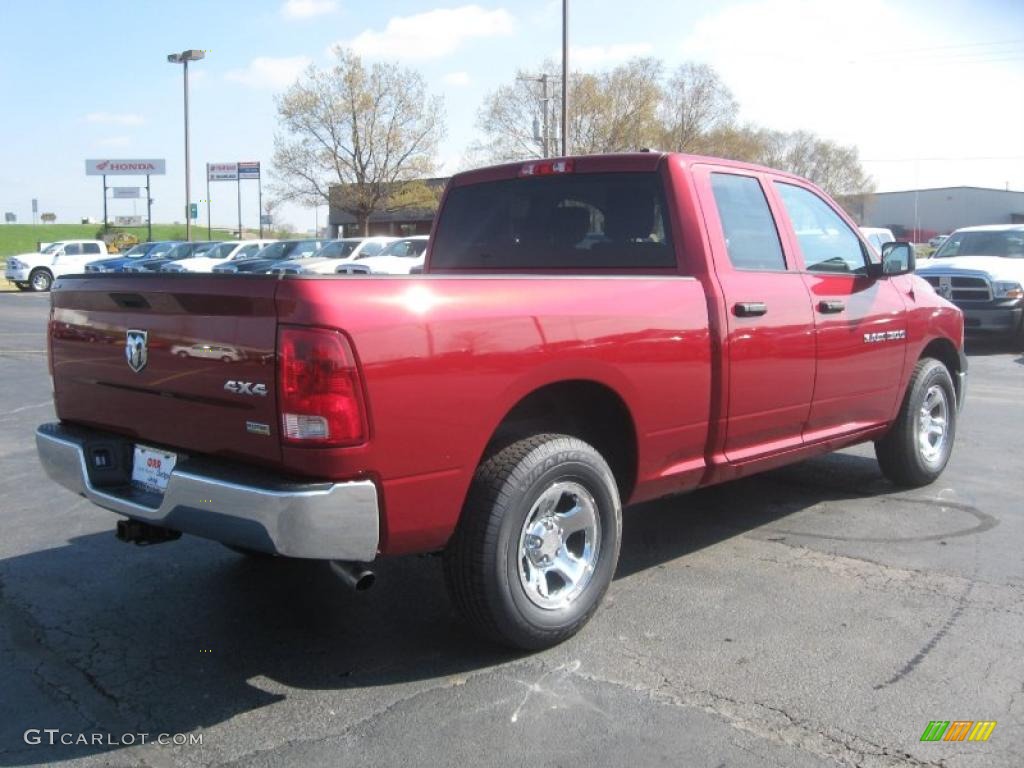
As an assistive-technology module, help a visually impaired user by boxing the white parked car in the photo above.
[335,236,429,275]
[161,239,276,273]
[280,236,397,275]
[859,227,895,256]
[5,240,110,291]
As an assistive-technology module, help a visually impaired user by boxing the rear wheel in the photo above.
[29,269,53,292]
[444,434,622,650]
[875,358,957,487]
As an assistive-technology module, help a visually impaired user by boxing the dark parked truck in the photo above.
[36,153,966,649]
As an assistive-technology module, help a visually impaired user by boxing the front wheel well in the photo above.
[485,380,638,502]
[920,337,962,403]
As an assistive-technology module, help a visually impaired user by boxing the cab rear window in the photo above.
[430,172,676,270]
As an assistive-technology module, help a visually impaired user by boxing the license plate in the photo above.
[131,445,177,493]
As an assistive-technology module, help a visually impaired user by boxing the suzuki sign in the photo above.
[86,158,166,176]
[207,162,238,181]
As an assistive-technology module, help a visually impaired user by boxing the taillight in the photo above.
[277,326,367,446]
[519,159,574,176]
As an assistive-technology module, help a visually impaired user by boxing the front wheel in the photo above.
[875,358,957,487]
[29,269,53,292]
[444,434,622,650]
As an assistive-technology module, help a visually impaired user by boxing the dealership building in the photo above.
[845,186,1024,242]
[327,178,447,238]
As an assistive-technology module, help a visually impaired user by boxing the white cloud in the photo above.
[95,136,132,148]
[84,112,144,126]
[338,5,516,60]
[570,43,654,67]
[442,71,471,86]
[681,0,1024,191]
[281,0,337,19]
[225,56,312,89]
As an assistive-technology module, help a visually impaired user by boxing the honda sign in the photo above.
[86,159,166,176]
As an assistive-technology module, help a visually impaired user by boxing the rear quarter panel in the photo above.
[276,275,712,554]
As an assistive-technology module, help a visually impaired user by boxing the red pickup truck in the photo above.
[36,153,965,649]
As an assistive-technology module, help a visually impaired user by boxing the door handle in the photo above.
[818,299,846,314]
[734,301,767,317]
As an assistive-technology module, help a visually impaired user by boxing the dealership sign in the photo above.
[114,215,144,227]
[112,187,141,199]
[207,162,238,181]
[238,161,260,179]
[86,159,166,176]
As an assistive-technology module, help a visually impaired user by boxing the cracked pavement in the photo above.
[0,291,1021,767]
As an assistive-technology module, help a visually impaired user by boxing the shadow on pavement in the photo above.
[0,451,892,764]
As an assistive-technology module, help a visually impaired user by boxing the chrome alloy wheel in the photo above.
[917,384,949,464]
[517,481,601,610]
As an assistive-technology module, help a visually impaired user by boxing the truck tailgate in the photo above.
[49,275,281,466]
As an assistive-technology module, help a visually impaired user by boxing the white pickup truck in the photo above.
[4,239,110,291]
[917,224,1024,346]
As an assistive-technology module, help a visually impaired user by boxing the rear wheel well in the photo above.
[485,381,638,502]
[920,337,962,403]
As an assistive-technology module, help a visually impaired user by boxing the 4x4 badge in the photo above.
[125,330,148,373]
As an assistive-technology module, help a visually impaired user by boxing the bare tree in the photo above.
[704,125,873,197]
[473,58,663,162]
[470,57,872,197]
[660,63,738,152]
[271,48,445,235]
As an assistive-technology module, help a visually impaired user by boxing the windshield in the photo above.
[122,243,151,258]
[254,242,288,260]
[163,243,192,260]
[285,240,320,258]
[203,242,237,260]
[192,242,218,256]
[147,243,176,258]
[313,240,360,259]
[41,243,63,254]
[379,239,428,258]
[933,230,1024,259]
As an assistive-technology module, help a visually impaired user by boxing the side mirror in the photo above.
[879,241,915,276]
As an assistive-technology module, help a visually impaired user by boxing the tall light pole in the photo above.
[561,0,569,156]
[167,49,205,241]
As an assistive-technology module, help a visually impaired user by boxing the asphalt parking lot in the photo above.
[0,290,1021,768]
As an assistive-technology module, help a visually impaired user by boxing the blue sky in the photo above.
[0,0,1022,232]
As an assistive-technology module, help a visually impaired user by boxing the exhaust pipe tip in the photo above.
[330,560,376,591]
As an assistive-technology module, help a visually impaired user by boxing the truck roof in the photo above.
[951,224,1024,233]
[448,152,812,188]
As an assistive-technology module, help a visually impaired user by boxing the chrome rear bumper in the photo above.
[35,423,379,561]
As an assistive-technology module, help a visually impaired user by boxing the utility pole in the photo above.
[519,73,556,158]
[561,0,569,156]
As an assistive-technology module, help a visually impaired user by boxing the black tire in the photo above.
[875,358,957,487]
[444,434,622,650]
[28,269,53,292]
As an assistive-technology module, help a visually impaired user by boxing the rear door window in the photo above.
[431,172,676,270]
[710,173,786,271]
[82,243,102,255]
